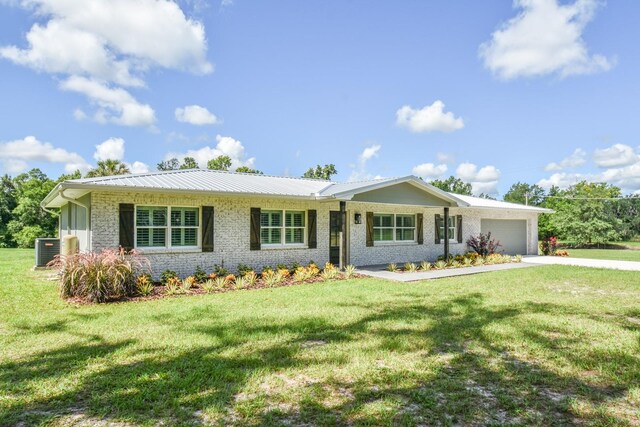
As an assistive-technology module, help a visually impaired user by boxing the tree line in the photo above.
[1,165,637,248]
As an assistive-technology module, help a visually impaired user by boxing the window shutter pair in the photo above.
[249,208,317,250]
[433,213,463,244]
[118,203,214,252]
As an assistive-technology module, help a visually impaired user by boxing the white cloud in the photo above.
[593,144,639,168]
[436,152,456,164]
[545,148,587,171]
[455,162,501,195]
[175,105,219,125]
[128,161,150,174]
[0,135,90,173]
[479,0,614,79]
[60,76,156,127]
[94,137,125,161]
[165,134,255,169]
[395,101,464,133]
[348,144,382,181]
[1,0,212,126]
[412,163,448,179]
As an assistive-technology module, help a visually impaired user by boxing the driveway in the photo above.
[523,256,640,272]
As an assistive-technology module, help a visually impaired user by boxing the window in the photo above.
[136,206,200,248]
[260,210,306,245]
[373,213,416,242]
[438,216,457,242]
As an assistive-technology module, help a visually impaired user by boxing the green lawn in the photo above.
[1,249,639,426]
[568,249,640,262]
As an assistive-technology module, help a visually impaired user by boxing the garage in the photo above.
[480,219,528,255]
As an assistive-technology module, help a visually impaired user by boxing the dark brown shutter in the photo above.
[201,206,214,252]
[434,214,442,244]
[119,203,134,251]
[457,215,463,243]
[416,213,424,244]
[307,210,317,249]
[366,212,374,247]
[250,208,261,250]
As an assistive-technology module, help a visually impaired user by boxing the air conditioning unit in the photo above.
[35,238,60,267]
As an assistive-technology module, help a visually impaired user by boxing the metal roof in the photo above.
[42,169,551,213]
[453,194,553,213]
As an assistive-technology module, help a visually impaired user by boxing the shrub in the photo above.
[202,279,216,294]
[434,260,447,270]
[181,276,196,292]
[466,232,501,257]
[276,263,288,271]
[225,274,236,286]
[463,257,473,267]
[554,250,569,257]
[261,266,274,275]
[193,266,207,283]
[52,248,150,303]
[136,275,154,296]
[514,255,523,263]
[262,270,282,287]
[473,257,485,266]
[321,265,339,280]
[234,275,247,290]
[293,269,307,283]
[404,262,417,273]
[160,269,179,285]
[213,276,228,290]
[165,278,180,296]
[213,264,230,276]
[540,237,558,256]
[236,263,253,277]
[290,262,302,272]
[386,263,398,272]
[450,260,461,268]
[420,261,431,271]
[244,271,258,287]
[344,265,356,279]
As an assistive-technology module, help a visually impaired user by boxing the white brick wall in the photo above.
[90,191,539,277]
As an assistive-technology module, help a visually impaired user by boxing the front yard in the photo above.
[1,249,639,426]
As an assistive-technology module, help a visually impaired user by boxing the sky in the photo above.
[0,0,639,197]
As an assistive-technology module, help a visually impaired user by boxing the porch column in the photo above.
[443,207,450,260]
[340,201,347,269]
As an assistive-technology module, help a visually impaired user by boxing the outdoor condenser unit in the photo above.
[35,238,60,267]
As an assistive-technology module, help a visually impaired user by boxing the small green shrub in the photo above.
[404,262,418,273]
[386,263,398,272]
[165,278,180,295]
[213,264,230,276]
[160,269,179,285]
[463,257,473,267]
[434,260,447,270]
[293,269,306,283]
[193,266,207,283]
[234,275,247,290]
[290,262,302,272]
[202,279,216,294]
[420,261,431,271]
[244,271,258,287]
[181,277,195,292]
[276,263,288,271]
[136,275,154,296]
[213,276,228,290]
[321,265,339,280]
[514,255,523,263]
[344,265,356,279]
[236,264,253,277]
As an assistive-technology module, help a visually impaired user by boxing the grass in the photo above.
[567,249,640,262]
[1,249,639,426]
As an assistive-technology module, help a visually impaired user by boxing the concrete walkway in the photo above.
[357,262,539,282]
[522,255,640,272]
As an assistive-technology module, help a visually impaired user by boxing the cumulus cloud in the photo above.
[1,0,212,126]
[348,144,382,181]
[0,135,90,173]
[60,76,156,127]
[412,163,448,179]
[128,161,150,174]
[94,137,125,161]
[165,134,255,169]
[456,162,501,195]
[593,144,639,168]
[395,101,464,133]
[175,105,219,125]
[436,152,456,164]
[545,148,587,171]
[479,0,614,79]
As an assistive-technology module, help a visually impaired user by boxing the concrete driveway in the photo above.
[523,256,640,272]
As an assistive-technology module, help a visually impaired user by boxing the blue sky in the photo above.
[0,0,639,197]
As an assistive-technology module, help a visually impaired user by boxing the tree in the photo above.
[157,158,180,171]
[86,159,130,178]
[0,175,17,247]
[302,164,337,180]
[609,195,640,241]
[504,182,545,206]
[179,157,199,170]
[429,176,472,195]
[57,170,82,181]
[550,181,622,245]
[235,166,263,174]
[207,155,232,171]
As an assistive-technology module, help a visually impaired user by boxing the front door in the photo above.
[329,211,341,265]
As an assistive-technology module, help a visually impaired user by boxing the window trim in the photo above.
[260,209,307,248]
[134,204,201,250]
[438,215,458,243]
[372,213,417,244]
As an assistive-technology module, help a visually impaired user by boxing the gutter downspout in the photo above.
[59,189,91,250]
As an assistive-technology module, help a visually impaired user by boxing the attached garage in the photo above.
[481,219,527,255]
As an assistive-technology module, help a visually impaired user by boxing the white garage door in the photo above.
[480,219,527,255]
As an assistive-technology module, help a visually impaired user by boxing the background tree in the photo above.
[609,195,640,241]
[0,175,17,247]
[207,155,232,171]
[235,166,263,174]
[503,182,546,206]
[550,181,622,245]
[179,157,199,169]
[86,159,130,178]
[429,176,472,195]
[157,158,180,171]
[302,164,337,180]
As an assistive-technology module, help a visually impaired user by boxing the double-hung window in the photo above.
[438,216,457,242]
[136,206,200,249]
[260,210,305,245]
[373,213,416,242]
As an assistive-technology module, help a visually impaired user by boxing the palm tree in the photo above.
[85,159,130,178]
